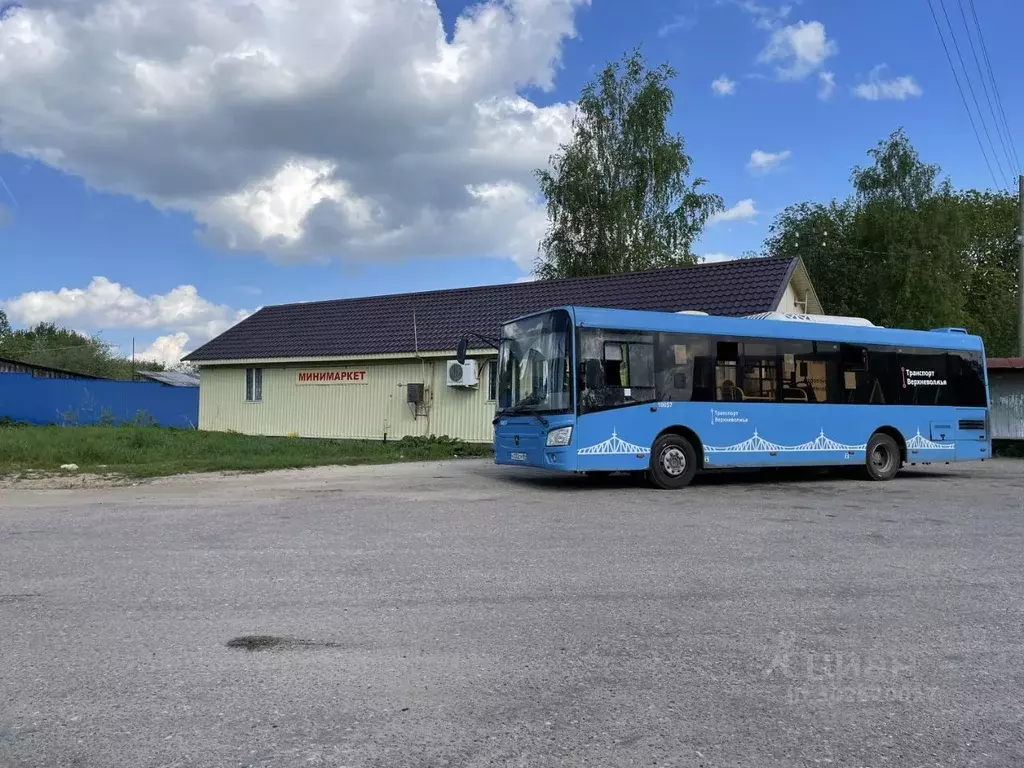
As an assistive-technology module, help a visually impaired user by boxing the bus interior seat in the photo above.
[783,386,809,402]
[719,380,742,401]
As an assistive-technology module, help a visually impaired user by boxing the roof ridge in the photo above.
[184,256,798,361]
[258,256,791,311]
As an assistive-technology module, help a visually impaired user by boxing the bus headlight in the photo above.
[546,426,573,447]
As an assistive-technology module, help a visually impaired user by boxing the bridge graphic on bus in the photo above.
[578,429,650,456]
[577,427,956,457]
[704,428,954,454]
[905,430,955,450]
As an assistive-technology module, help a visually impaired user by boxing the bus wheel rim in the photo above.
[871,445,891,472]
[661,447,686,477]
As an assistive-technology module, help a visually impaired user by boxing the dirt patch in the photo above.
[225,634,344,652]
[0,471,138,491]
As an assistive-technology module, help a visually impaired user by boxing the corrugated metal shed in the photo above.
[0,356,108,380]
[136,370,200,388]
[987,358,1024,440]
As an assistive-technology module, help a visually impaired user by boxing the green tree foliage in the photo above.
[0,309,11,338]
[764,129,1020,356]
[534,49,723,279]
[0,321,164,379]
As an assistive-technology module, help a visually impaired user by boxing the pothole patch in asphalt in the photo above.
[225,634,343,652]
[0,593,42,604]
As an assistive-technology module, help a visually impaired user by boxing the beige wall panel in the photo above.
[199,356,499,443]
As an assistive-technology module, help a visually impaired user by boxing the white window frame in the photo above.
[245,367,263,402]
[486,358,498,402]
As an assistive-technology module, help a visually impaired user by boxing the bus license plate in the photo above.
[510,452,528,462]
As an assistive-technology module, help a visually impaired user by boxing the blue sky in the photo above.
[0,0,1021,362]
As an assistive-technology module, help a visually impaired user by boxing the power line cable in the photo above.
[937,0,1011,189]
[925,0,1002,191]
[0,341,122,353]
[955,0,1018,179]
[966,0,1022,173]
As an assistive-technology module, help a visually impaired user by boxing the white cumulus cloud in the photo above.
[758,20,837,80]
[139,333,192,366]
[853,66,923,101]
[709,199,758,225]
[2,277,250,347]
[711,75,737,96]
[748,149,791,174]
[818,71,836,100]
[737,0,792,31]
[0,0,588,269]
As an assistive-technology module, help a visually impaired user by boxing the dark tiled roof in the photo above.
[185,257,798,361]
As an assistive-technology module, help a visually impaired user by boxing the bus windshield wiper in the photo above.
[492,404,549,427]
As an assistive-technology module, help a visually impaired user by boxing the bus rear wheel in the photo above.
[647,434,698,490]
[865,432,900,481]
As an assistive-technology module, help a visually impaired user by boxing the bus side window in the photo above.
[779,340,840,403]
[715,341,740,401]
[738,341,778,401]
[899,349,950,406]
[578,329,657,412]
[655,334,711,402]
[948,351,987,407]
[840,345,901,405]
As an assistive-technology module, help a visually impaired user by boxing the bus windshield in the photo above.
[498,309,573,415]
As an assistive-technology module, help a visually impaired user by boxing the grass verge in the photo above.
[0,425,492,478]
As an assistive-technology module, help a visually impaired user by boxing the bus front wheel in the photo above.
[647,434,698,490]
[865,432,901,481]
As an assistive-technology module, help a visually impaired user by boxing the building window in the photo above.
[486,359,498,401]
[245,367,263,402]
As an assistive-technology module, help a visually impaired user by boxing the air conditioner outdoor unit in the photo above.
[446,359,479,387]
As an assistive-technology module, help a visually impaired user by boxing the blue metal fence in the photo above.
[0,373,199,428]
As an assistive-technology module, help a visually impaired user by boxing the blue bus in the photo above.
[486,306,991,489]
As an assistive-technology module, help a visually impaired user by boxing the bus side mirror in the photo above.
[456,337,469,365]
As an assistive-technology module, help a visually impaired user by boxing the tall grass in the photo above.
[0,425,492,478]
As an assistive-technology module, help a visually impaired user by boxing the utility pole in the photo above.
[1019,175,1024,356]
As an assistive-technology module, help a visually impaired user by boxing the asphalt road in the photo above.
[2,459,1023,768]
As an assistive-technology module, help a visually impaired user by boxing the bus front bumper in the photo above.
[493,418,576,471]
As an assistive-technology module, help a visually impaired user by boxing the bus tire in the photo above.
[647,434,698,490]
[865,432,900,481]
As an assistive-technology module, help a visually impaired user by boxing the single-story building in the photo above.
[987,357,1024,440]
[184,256,823,443]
